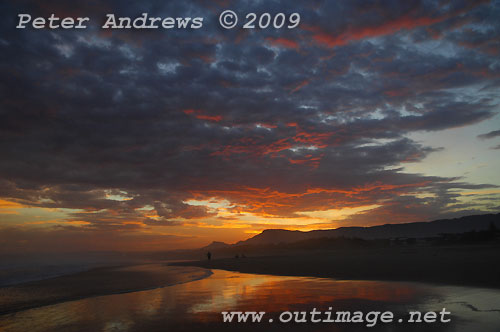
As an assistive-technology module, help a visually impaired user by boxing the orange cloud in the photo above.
[183,109,223,122]
[293,130,332,148]
[288,153,324,168]
[0,199,23,209]
[307,8,458,48]
[289,79,309,93]
[0,199,23,215]
[384,88,409,97]
[190,180,431,219]
[211,123,338,158]
[211,137,293,157]
[266,37,299,49]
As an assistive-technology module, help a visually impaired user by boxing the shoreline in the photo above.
[0,263,212,316]
[171,244,500,289]
[3,244,499,316]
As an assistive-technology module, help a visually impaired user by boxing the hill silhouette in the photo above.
[235,213,500,246]
[159,213,500,260]
[172,213,500,288]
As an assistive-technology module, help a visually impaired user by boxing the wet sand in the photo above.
[1,245,499,331]
[172,245,500,289]
[0,264,211,315]
[1,269,499,332]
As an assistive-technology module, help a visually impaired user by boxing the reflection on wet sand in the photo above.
[1,269,499,332]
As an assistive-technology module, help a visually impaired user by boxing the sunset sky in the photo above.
[1,0,499,252]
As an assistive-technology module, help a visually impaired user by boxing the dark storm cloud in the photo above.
[0,0,499,232]
[478,129,500,139]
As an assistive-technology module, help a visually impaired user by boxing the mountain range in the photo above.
[207,213,500,249]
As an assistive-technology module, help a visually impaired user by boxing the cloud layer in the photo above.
[1,0,499,251]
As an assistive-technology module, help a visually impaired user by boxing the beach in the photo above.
[172,244,500,289]
[0,264,211,315]
[1,268,499,332]
[1,244,500,331]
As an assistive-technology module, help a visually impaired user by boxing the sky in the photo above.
[0,0,499,253]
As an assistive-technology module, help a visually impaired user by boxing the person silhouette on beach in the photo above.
[207,251,211,260]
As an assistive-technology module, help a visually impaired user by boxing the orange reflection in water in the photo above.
[0,269,434,332]
[1,269,498,332]
[186,271,425,317]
